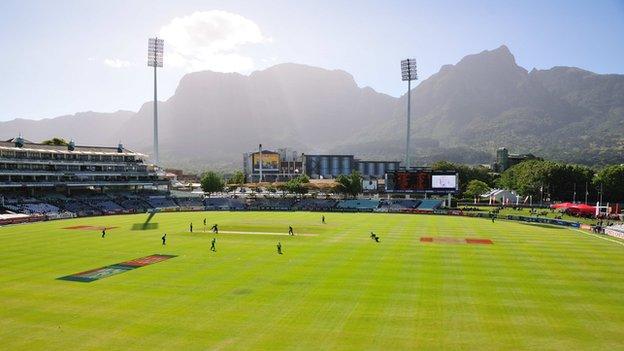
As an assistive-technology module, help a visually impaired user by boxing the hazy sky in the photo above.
[0,0,623,121]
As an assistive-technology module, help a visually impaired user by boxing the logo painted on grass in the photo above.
[121,254,175,267]
[58,254,176,283]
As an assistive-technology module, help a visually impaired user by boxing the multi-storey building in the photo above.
[303,155,400,179]
[243,145,401,182]
[243,146,304,182]
[0,137,166,192]
[492,147,541,172]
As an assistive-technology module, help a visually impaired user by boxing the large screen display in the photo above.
[431,175,457,189]
[386,170,458,193]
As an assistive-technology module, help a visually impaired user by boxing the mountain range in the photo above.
[1,45,622,171]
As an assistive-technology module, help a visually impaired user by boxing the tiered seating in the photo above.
[90,200,124,212]
[175,197,204,208]
[204,197,231,210]
[379,200,422,211]
[2,197,19,205]
[20,197,39,203]
[1,190,459,219]
[24,203,60,214]
[227,198,246,210]
[5,202,60,214]
[146,196,178,208]
[117,196,152,211]
[2,204,20,213]
[293,198,337,210]
[336,199,380,211]
[72,194,122,213]
[417,200,443,211]
[42,193,68,201]
[248,198,295,210]
[57,199,98,216]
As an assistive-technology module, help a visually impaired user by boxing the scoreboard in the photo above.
[385,170,459,193]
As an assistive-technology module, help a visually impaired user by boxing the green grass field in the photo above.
[472,206,599,225]
[1,211,623,350]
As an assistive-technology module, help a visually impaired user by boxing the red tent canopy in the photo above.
[567,204,596,216]
[551,202,574,209]
[551,202,596,216]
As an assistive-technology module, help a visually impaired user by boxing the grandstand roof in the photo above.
[0,139,146,157]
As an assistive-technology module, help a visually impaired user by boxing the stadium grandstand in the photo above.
[0,189,449,225]
[204,197,234,210]
[292,198,338,211]
[379,199,422,211]
[336,199,381,211]
[417,199,444,211]
[0,136,167,191]
[247,198,296,211]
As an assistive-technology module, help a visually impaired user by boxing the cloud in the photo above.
[159,10,269,72]
[103,58,131,68]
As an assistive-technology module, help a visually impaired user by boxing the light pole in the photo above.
[599,183,603,206]
[148,37,164,165]
[259,144,263,183]
[401,58,417,169]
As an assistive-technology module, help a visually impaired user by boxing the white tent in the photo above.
[481,189,520,204]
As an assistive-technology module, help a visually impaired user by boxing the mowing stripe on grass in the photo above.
[217,230,318,237]
[574,229,624,247]
[63,225,118,230]
[420,237,494,244]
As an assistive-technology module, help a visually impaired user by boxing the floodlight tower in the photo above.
[401,58,418,169]
[148,37,164,165]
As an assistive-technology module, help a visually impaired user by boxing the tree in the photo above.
[464,180,490,198]
[284,175,309,195]
[497,160,551,198]
[547,163,594,201]
[227,171,245,185]
[41,137,68,146]
[335,172,363,198]
[594,165,624,203]
[200,171,224,196]
[497,160,594,201]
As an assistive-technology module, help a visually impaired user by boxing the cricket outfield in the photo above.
[1,211,623,350]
